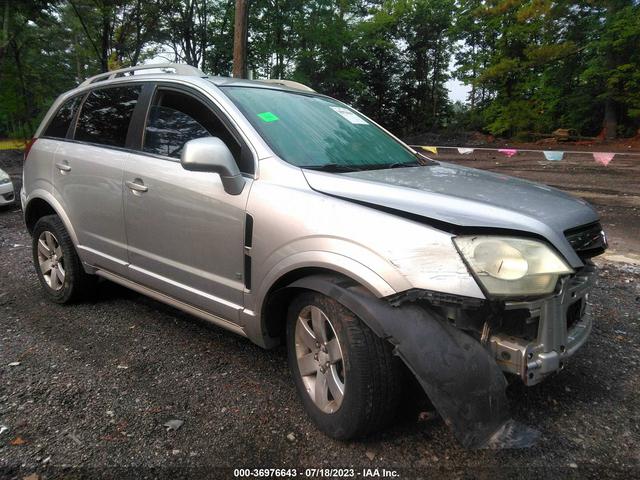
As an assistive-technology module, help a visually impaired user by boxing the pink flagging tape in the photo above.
[498,148,518,157]
[593,152,615,166]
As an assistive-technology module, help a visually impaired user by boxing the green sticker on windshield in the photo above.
[257,111,279,122]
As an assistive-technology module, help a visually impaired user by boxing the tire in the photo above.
[32,214,95,303]
[286,290,404,439]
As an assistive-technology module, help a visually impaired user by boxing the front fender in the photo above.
[288,274,539,449]
[257,250,402,303]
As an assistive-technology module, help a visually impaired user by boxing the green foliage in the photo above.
[1,0,639,139]
[453,0,640,138]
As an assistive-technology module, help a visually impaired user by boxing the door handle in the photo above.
[55,161,71,173]
[126,179,148,193]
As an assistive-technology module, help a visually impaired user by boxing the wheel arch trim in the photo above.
[250,253,399,348]
[256,251,399,306]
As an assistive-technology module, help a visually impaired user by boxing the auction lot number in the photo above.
[234,468,400,478]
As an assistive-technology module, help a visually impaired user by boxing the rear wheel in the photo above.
[286,291,404,439]
[32,215,95,303]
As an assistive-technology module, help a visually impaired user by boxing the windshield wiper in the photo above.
[300,157,433,173]
[354,160,424,170]
[384,160,423,169]
[300,163,362,172]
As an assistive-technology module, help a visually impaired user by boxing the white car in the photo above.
[0,168,15,206]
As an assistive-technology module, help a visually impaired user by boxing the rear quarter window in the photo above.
[74,85,142,148]
[43,96,81,138]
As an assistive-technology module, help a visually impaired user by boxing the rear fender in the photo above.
[25,190,79,247]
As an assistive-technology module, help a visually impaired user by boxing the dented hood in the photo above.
[302,162,599,268]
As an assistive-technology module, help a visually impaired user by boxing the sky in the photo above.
[447,78,471,103]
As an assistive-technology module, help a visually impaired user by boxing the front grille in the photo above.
[565,222,607,259]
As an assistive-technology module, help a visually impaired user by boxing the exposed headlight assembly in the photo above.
[453,236,573,297]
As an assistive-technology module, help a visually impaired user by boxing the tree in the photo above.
[582,1,640,138]
[0,0,66,137]
[453,0,640,138]
[2,0,639,141]
[393,0,455,134]
[351,3,403,127]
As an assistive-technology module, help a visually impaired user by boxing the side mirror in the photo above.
[180,137,245,195]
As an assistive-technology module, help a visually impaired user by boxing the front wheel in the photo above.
[286,291,404,439]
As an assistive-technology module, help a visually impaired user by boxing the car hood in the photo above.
[302,162,600,267]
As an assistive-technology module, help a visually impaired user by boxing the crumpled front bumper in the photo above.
[489,263,596,385]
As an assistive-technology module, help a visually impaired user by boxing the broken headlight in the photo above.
[453,236,573,297]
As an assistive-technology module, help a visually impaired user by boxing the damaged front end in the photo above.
[290,275,540,449]
[392,262,596,387]
[490,263,595,385]
[290,253,599,448]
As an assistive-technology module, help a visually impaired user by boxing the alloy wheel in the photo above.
[37,230,65,291]
[295,305,345,413]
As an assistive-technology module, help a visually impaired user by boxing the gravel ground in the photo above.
[1,149,639,479]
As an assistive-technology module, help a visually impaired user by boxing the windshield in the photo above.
[221,86,420,170]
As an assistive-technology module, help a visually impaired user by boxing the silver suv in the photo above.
[21,63,607,449]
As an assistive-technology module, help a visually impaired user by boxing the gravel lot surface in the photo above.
[1,149,639,479]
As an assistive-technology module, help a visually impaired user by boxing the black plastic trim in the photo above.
[126,83,156,150]
[564,221,607,258]
[244,213,253,248]
[244,254,252,290]
[66,92,88,139]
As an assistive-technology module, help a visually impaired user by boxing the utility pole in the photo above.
[232,0,248,78]
[201,0,207,73]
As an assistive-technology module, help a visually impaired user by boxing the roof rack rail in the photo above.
[80,63,205,87]
[259,79,315,92]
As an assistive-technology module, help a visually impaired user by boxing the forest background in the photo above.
[1,0,639,142]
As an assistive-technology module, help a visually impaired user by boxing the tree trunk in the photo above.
[0,0,10,68]
[69,0,105,71]
[131,0,143,66]
[232,0,248,78]
[100,6,110,71]
[601,0,623,140]
[201,0,207,72]
[11,39,33,136]
[74,33,82,83]
[603,97,617,140]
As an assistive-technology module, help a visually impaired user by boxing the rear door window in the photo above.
[143,89,242,163]
[75,86,142,148]
[43,96,82,138]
